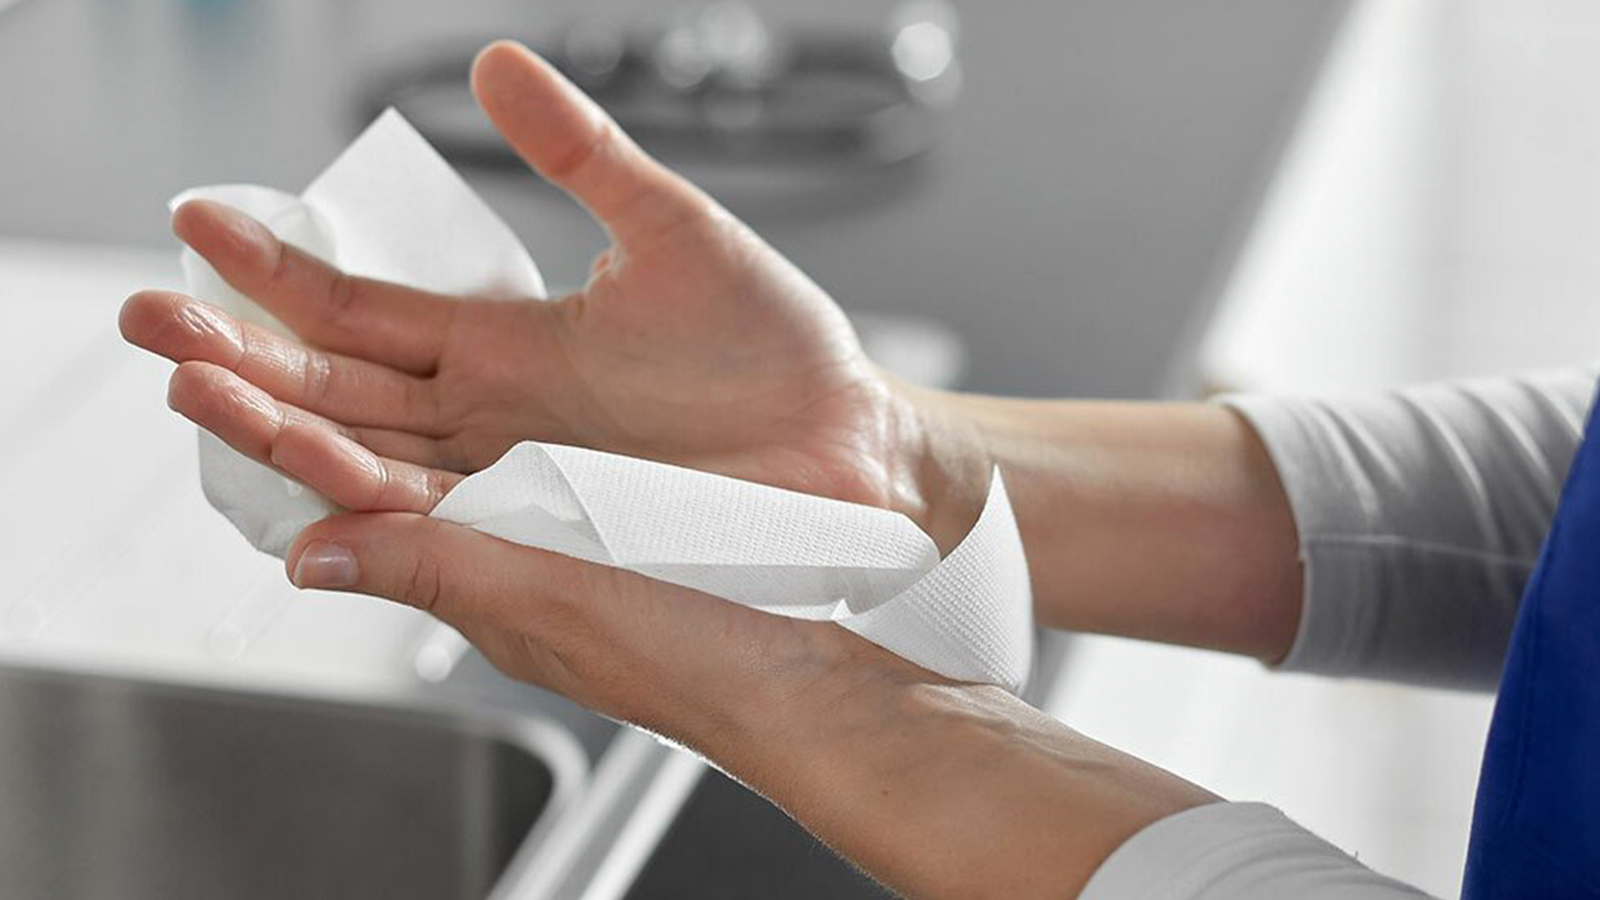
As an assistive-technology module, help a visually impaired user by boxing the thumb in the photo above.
[284,511,589,628]
[470,40,711,244]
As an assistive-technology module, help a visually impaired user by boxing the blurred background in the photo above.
[3,0,1600,898]
[0,0,1341,396]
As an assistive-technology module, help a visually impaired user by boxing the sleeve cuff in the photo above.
[1079,801,1435,900]
[1216,394,1376,676]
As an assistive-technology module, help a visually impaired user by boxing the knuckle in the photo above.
[365,456,394,511]
[423,468,450,510]
[300,351,334,405]
[325,270,361,326]
[263,234,292,290]
[174,297,232,345]
[545,119,617,183]
[400,547,446,614]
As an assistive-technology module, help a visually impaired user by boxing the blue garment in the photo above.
[1464,386,1600,898]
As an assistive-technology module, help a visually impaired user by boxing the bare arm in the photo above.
[910,388,1304,663]
[911,366,1597,688]
[717,666,1220,900]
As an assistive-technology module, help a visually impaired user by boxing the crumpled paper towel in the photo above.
[174,110,1034,690]
[172,109,546,556]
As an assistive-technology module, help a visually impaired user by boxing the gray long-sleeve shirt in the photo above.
[1078,366,1598,900]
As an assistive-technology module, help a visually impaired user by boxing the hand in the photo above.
[119,42,984,737]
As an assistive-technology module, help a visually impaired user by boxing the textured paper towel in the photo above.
[174,110,1034,690]
[433,442,1034,689]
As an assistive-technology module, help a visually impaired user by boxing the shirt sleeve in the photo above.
[1220,367,1596,690]
[1079,802,1438,900]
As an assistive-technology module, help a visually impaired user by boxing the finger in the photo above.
[270,423,460,514]
[471,41,711,244]
[163,356,461,471]
[171,199,457,373]
[167,361,465,507]
[121,290,442,433]
[287,513,608,701]
[284,512,597,628]
[284,511,834,728]
[343,427,473,475]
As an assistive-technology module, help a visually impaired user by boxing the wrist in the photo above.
[687,615,940,778]
[713,651,1219,900]
[879,372,994,553]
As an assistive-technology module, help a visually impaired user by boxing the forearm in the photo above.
[709,654,1219,900]
[905,386,1302,663]
[898,366,1594,685]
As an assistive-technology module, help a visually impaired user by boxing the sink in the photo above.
[0,664,586,900]
[624,767,895,899]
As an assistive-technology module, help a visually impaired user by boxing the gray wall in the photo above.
[0,0,1343,396]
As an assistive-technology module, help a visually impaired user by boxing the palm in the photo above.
[433,219,892,506]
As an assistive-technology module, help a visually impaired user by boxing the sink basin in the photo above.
[0,664,585,900]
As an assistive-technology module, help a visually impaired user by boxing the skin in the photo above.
[120,42,1302,899]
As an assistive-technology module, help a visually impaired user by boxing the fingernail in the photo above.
[292,541,359,589]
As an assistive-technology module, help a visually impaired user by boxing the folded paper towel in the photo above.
[433,441,1034,689]
[173,110,1034,690]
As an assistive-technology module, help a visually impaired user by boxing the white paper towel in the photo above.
[172,109,547,555]
[174,110,1034,690]
[433,442,1034,689]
